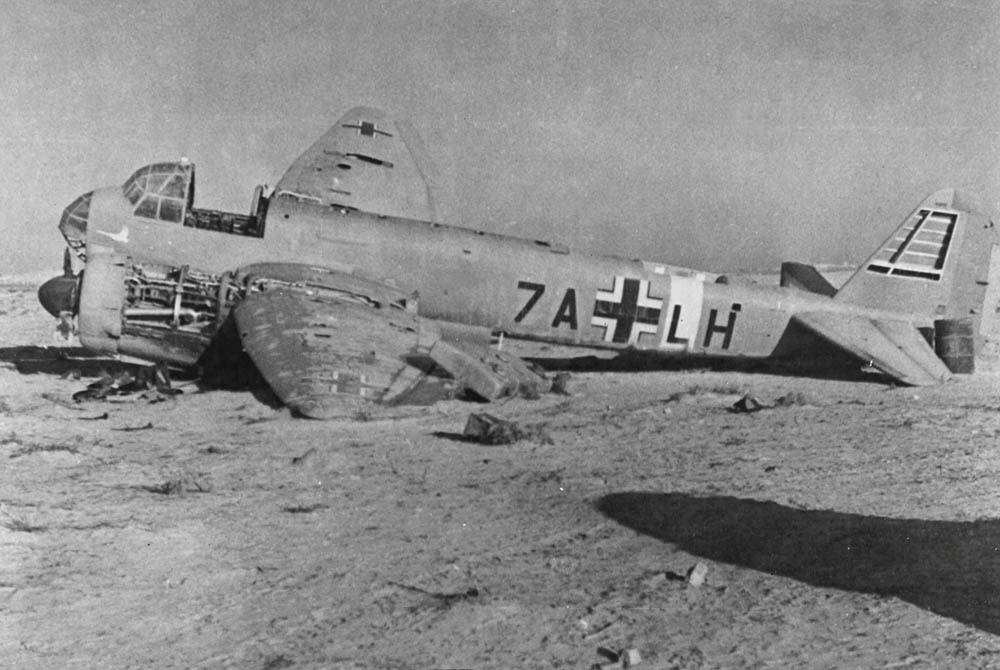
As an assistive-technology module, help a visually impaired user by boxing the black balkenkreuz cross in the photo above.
[324,371,378,398]
[341,120,393,138]
[591,276,663,344]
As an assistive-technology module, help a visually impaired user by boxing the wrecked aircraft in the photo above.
[38,107,999,418]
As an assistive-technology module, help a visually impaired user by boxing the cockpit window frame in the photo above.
[121,162,193,224]
[59,191,93,231]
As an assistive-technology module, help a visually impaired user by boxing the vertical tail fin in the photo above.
[834,188,997,320]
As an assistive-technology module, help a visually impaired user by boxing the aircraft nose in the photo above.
[58,191,92,257]
[38,273,79,317]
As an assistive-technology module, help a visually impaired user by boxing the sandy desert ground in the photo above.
[3,275,1000,669]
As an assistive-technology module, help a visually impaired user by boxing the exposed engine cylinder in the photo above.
[76,247,421,368]
[79,246,242,365]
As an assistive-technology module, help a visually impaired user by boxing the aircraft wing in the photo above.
[231,264,550,418]
[790,311,951,386]
[273,106,438,221]
[232,277,440,419]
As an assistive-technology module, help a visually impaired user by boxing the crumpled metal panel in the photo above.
[237,262,416,312]
[427,341,550,401]
[234,286,437,419]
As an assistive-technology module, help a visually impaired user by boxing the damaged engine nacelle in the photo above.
[77,246,420,367]
[78,246,242,366]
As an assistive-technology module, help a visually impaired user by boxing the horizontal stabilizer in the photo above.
[780,262,837,297]
[791,311,951,386]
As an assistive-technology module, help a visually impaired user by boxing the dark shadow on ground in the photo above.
[526,350,882,384]
[0,345,139,377]
[0,341,283,408]
[196,317,270,392]
[523,315,896,385]
[431,431,478,443]
[597,492,1000,635]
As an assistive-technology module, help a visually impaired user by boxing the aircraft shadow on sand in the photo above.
[525,347,875,384]
[0,342,282,408]
[525,315,891,383]
[0,345,131,377]
[597,491,1000,635]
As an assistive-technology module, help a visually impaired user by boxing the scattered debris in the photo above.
[72,365,180,403]
[427,341,551,401]
[687,562,709,587]
[112,422,154,432]
[620,648,642,668]
[261,653,295,670]
[9,443,80,459]
[281,503,329,514]
[596,646,620,665]
[138,474,212,495]
[462,412,552,445]
[291,448,316,465]
[464,413,519,444]
[139,480,184,495]
[730,394,766,413]
[731,391,815,413]
[593,646,642,669]
[388,581,481,609]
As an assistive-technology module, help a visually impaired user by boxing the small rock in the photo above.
[551,371,572,395]
[462,413,551,445]
[620,648,642,668]
[687,562,709,587]
[463,413,522,444]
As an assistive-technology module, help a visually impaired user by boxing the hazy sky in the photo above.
[3,1,999,275]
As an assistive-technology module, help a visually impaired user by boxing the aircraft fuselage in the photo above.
[78,185,923,364]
